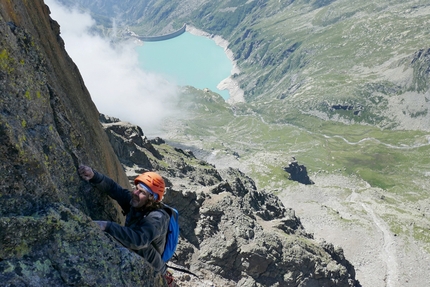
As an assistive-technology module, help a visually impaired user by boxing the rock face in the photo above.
[102,116,360,287]
[0,1,164,286]
[283,157,315,185]
[0,0,359,286]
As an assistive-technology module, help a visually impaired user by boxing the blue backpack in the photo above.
[160,204,179,262]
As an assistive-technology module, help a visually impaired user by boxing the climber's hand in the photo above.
[78,165,94,181]
[94,220,108,231]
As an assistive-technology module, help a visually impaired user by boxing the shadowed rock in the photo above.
[283,157,315,185]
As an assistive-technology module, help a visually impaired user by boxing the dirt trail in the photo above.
[360,202,398,287]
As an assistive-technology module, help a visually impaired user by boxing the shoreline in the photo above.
[186,25,245,104]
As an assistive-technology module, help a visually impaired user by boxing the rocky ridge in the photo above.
[101,115,360,286]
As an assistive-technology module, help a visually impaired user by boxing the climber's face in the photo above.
[131,184,153,208]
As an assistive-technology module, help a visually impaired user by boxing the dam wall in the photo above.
[137,24,186,42]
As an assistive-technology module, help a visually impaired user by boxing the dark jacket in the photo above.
[90,171,169,274]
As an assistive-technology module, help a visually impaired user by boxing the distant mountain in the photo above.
[57,0,430,131]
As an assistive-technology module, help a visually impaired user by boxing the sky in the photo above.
[45,0,179,135]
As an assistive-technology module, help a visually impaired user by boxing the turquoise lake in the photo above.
[136,32,232,100]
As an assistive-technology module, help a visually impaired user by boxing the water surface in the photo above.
[136,32,232,100]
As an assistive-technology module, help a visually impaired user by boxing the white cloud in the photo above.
[45,0,179,135]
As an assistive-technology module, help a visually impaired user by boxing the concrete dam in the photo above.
[136,24,186,42]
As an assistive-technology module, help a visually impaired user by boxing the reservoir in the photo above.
[136,32,233,100]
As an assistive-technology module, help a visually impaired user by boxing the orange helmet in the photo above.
[134,172,165,202]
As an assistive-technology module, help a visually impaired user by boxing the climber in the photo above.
[78,165,170,275]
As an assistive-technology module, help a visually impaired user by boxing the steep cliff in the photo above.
[0,0,164,286]
[0,0,360,286]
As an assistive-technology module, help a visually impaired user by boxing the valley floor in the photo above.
[277,174,430,287]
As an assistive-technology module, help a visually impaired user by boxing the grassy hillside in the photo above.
[192,0,430,130]
[169,87,429,191]
[160,87,430,247]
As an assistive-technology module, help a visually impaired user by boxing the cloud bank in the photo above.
[45,0,179,135]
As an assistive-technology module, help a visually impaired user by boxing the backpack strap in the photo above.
[149,208,169,254]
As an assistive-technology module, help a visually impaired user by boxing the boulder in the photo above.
[283,157,315,185]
